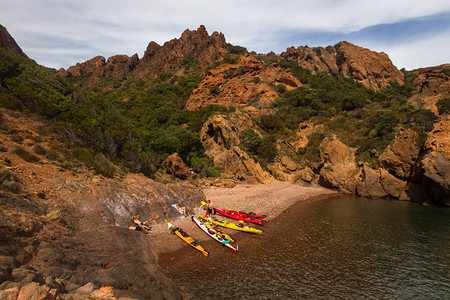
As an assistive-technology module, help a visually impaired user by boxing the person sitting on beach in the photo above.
[127,215,152,234]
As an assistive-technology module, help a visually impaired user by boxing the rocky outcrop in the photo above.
[408,64,450,114]
[318,135,359,193]
[56,54,139,87]
[200,114,272,183]
[137,25,228,78]
[412,116,450,205]
[0,25,28,58]
[290,122,324,152]
[0,108,202,299]
[186,54,301,112]
[356,164,408,199]
[379,128,421,180]
[281,41,404,91]
[58,25,227,88]
[164,152,195,180]
[267,156,317,185]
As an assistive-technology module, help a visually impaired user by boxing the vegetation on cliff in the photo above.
[0,44,443,179]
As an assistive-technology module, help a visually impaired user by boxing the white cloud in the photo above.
[1,0,449,68]
[380,30,450,70]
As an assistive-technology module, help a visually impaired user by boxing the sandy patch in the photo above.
[148,180,338,259]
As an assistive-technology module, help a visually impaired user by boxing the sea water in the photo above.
[161,195,450,299]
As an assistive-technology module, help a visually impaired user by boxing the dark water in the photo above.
[162,195,450,299]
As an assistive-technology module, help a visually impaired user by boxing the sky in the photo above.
[1,0,449,70]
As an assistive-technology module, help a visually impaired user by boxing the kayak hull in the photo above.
[198,216,263,235]
[215,208,267,225]
[192,216,237,253]
[165,220,208,257]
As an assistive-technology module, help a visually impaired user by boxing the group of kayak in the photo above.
[166,203,267,256]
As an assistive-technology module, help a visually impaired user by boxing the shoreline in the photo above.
[148,180,338,261]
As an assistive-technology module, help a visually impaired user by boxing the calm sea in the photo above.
[161,195,450,299]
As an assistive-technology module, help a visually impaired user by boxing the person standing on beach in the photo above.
[205,200,214,217]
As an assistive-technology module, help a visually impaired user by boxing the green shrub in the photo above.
[33,144,47,155]
[209,85,219,95]
[12,146,40,163]
[0,167,11,182]
[202,166,222,178]
[77,147,95,167]
[436,98,450,115]
[94,153,116,178]
[240,128,262,155]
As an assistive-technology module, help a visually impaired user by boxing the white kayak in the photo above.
[191,216,238,254]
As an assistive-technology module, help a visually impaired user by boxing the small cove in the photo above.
[160,195,450,299]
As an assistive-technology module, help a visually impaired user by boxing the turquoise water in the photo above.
[162,195,450,299]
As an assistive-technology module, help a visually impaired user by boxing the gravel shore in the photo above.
[148,181,338,260]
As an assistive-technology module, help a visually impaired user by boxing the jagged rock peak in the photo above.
[281,41,404,91]
[137,25,227,77]
[0,24,28,57]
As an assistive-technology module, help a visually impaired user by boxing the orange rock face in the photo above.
[56,54,139,87]
[136,25,228,78]
[408,64,450,114]
[281,41,404,91]
[57,25,227,86]
[185,54,302,112]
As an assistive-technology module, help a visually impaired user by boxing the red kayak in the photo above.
[214,208,267,225]
[228,209,266,219]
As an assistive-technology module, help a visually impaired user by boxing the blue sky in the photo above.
[1,0,449,70]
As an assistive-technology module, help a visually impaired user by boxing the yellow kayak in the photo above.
[165,220,209,257]
[197,216,235,243]
[198,216,262,235]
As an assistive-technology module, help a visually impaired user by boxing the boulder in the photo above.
[17,282,51,300]
[318,136,358,193]
[163,153,195,180]
[0,287,19,300]
[379,128,421,179]
[356,164,387,198]
[356,164,408,199]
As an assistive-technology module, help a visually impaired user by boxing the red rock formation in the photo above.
[200,114,272,183]
[379,128,421,180]
[317,135,359,193]
[136,25,227,78]
[0,25,28,57]
[163,153,195,180]
[56,54,139,87]
[185,54,302,112]
[408,64,450,114]
[415,116,450,205]
[281,41,404,91]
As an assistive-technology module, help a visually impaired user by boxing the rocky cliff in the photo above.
[407,64,450,113]
[137,25,227,78]
[0,25,28,58]
[0,108,203,299]
[57,25,227,87]
[186,54,301,113]
[200,114,272,184]
[56,54,139,88]
[281,41,404,91]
